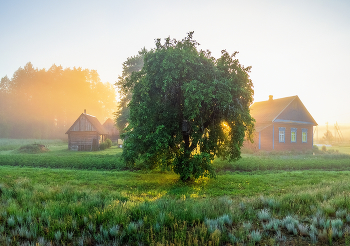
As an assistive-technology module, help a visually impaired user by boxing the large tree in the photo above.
[122,32,254,180]
[114,48,148,132]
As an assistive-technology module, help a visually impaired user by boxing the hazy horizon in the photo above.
[1,0,349,126]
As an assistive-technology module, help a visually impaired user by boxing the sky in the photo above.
[1,0,350,127]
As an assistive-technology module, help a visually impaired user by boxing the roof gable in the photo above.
[250,95,317,131]
[250,96,296,124]
[275,96,317,125]
[103,118,114,127]
[66,113,108,134]
[103,118,119,135]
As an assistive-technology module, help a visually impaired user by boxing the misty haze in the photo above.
[1,1,350,245]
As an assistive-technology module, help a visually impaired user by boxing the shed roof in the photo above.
[65,113,108,134]
[250,95,317,132]
[102,118,115,127]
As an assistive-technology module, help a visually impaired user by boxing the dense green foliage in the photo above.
[99,138,113,150]
[122,33,254,180]
[114,48,148,133]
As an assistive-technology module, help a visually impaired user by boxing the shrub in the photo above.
[322,145,327,152]
[18,144,48,154]
[313,145,320,153]
[99,142,108,150]
[99,139,112,150]
[105,139,112,148]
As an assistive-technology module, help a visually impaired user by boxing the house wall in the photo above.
[68,131,100,151]
[260,125,274,151]
[103,124,119,141]
[242,132,259,151]
[244,124,314,152]
[260,123,313,151]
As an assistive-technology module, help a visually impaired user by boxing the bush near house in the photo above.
[99,139,112,150]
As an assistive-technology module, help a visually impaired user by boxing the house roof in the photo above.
[65,113,108,134]
[102,118,115,127]
[103,118,119,134]
[250,95,317,132]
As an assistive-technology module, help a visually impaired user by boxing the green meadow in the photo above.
[1,139,350,245]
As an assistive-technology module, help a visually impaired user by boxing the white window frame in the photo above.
[291,128,297,143]
[302,128,307,143]
[279,127,285,143]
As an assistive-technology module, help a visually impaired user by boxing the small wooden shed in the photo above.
[65,111,108,151]
[102,118,120,141]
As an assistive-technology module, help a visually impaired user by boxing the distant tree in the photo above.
[0,75,11,93]
[0,62,117,139]
[121,32,254,181]
[322,130,334,143]
[114,48,148,133]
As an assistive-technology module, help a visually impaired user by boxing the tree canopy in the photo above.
[114,48,147,133]
[121,32,254,180]
[0,62,117,139]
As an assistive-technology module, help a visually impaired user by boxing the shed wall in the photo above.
[68,131,100,151]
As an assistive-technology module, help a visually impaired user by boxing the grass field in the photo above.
[1,139,350,245]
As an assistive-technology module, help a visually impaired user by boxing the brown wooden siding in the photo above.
[271,123,313,151]
[243,124,314,152]
[68,131,101,151]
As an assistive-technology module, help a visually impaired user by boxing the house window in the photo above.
[291,128,297,143]
[279,127,285,143]
[302,128,307,143]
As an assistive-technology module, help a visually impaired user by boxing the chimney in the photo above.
[269,95,273,101]
[84,109,86,114]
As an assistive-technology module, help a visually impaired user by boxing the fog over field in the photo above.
[0,63,117,139]
[314,124,350,143]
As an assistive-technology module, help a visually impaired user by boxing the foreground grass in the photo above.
[2,166,350,245]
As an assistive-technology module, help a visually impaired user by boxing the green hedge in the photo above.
[0,155,129,170]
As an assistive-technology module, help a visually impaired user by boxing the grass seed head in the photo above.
[275,230,286,242]
[16,215,23,224]
[286,223,294,233]
[331,219,343,229]
[7,216,15,227]
[250,230,262,243]
[109,225,119,237]
[54,230,62,241]
[310,232,318,244]
[218,214,232,226]
[243,222,252,231]
[257,209,270,221]
[336,209,347,218]
[298,223,309,236]
[67,231,74,240]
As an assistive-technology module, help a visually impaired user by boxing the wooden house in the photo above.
[102,118,120,141]
[245,95,317,151]
[66,110,108,151]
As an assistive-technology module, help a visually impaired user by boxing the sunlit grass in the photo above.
[0,138,64,151]
[2,139,350,244]
[2,166,350,244]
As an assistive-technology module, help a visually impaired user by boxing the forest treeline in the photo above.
[0,62,117,139]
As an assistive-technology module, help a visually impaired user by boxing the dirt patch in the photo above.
[18,143,49,154]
